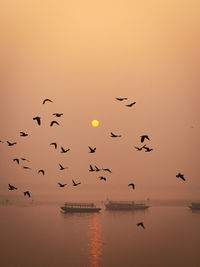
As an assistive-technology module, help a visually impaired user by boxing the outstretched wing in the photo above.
[50,121,60,127]
[43,99,53,104]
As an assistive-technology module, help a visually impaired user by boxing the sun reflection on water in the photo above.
[87,213,104,267]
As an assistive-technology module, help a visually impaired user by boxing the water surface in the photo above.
[0,205,199,267]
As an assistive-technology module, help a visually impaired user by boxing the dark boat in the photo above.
[60,202,101,213]
[188,202,200,210]
[105,200,149,210]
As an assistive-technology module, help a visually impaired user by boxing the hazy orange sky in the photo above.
[0,0,199,200]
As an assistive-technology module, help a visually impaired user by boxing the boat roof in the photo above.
[64,202,95,207]
[108,200,135,204]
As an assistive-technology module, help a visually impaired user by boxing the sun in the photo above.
[91,120,99,127]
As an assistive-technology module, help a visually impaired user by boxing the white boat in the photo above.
[105,200,149,210]
[60,202,101,213]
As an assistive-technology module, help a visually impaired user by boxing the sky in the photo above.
[0,0,200,201]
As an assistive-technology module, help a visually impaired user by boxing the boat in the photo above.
[60,202,101,213]
[188,202,200,210]
[105,200,149,210]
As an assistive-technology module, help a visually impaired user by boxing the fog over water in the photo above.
[0,0,200,201]
[1,0,200,266]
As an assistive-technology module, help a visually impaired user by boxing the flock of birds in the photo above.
[2,97,187,229]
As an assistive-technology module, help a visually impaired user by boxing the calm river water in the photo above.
[0,205,199,267]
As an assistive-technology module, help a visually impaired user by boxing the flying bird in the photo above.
[21,158,30,162]
[140,135,150,143]
[95,165,101,172]
[20,132,28,137]
[126,102,136,107]
[53,113,63,117]
[99,176,106,181]
[33,116,41,125]
[88,146,96,153]
[58,183,67,187]
[50,142,57,149]
[128,183,135,190]
[24,191,31,197]
[22,166,31,170]
[43,98,53,104]
[72,179,81,186]
[50,121,60,127]
[143,146,153,152]
[115,97,128,101]
[7,141,17,146]
[89,165,95,172]
[61,147,70,153]
[110,132,121,138]
[176,173,185,181]
[38,169,45,175]
[59,164,67,170]
[134,146,145,151]
[137,222,145,229]
[8,184,17,190]
[13,158,20,164]
[102,168,112,173]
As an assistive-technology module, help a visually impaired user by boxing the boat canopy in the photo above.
[64,202,95,207]
[107,200,135,204]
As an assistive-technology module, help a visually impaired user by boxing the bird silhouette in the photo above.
[38,169,45,175]
[59,164,67,170]
[21,158,30,162]
[33,116,41,125]
[72,179,81,186]
[134,145,146,151]
[61,147,70,153]
[50,142,57,149]
[116,97,128,101]
[8,184,17,190]
[143,145,153,152]
[102,168,112,173]
[53,113,63,117]
[110,132,121,138]
[141,135,150,143]
[89,146,96,153]
[176,173,185,181]
[137,222,145,229]
[24,191,31,197]
[99,176,106,181]
[20,132,28,137]
[95,165,101,172]
[23,166,31,170]
[7,141,17,146]
[58,183,67,187]
[128,183,135,190]
[126,102,136,107]
[43,98,53,104]
[89,165,95,172]
[13,158,20,164]
[50,121,60,127]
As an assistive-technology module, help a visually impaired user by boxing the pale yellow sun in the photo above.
[91,120,99,127]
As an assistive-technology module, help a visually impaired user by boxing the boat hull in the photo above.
[60,206,101,213]
[189,206,200,210]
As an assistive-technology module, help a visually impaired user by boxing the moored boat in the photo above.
[188,202,200,210]
[105,200,149,210]
[60,202,101,213]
